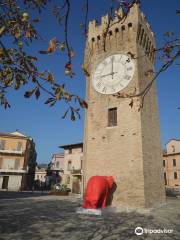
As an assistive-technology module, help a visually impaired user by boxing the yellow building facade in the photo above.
[60,143,83,194]
[163,139,180,188]
[0,131,37,191]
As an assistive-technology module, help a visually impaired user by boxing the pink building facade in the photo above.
[51,153,64,173]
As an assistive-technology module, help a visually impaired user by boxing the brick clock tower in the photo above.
[83,3,165,209]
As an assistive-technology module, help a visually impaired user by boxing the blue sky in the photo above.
[1,0,180,163]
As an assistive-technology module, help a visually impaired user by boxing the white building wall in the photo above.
[8,175,22,190]
[166,140,180,154]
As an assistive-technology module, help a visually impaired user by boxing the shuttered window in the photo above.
[0,158,3,168]
[174,172,177,179]
[108,108,117,127]
[14,158,20,170]
[0,140,5,150]
[173,159,176,167]
[17,142,22,151]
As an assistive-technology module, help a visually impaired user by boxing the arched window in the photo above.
[139,29,144,45]
[137,24,142,42]
[109,30,113,36]
[121,25,125,31]
[143,34,147,48]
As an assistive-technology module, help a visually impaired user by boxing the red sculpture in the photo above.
[83,176,114,209]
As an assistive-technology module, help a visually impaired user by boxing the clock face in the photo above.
[92,53,135,94]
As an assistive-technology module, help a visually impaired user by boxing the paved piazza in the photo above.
[0,192,180,240]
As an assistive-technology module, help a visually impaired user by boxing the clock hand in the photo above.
[101,72,118,78]
[111,57,114,79]
[101,73,112,78]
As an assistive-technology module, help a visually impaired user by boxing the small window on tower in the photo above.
[172,145,175,153]
[163,160,165,167]
[173,159,176,167]
[108,108,117,127]
[0,140,6,150]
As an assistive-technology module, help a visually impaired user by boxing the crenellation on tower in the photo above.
[101,15,109,28]
[87,3,157,65]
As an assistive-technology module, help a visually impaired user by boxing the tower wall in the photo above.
[83,3,165,209]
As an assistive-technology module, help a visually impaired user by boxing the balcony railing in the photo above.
[0,149,23,155]
[71,169,82,174]
[0,168,27,173]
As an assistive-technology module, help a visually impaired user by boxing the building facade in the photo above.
[163,139,180,187]
[60,143,83,194]
[83,3,165,209]
[51,153,64,173]
[35,166,47,183]
[0,131,37,191]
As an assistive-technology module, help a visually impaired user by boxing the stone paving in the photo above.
[0,191,180,240]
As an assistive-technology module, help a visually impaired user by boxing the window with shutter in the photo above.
[108,108,117,127]
[173,159,176,167]
[14,158,20,170]
[0,140,6,150]
[17,142,23,151]
[0,158,3,168]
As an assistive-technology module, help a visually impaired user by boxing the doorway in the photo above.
[2,176,9,189]
[72,176,81,194]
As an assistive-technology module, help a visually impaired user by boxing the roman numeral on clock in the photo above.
[111,86,116,92]
[96,82,102,89]
[102,87,107,93]
[124,75,131,80]
[127,67,133,71]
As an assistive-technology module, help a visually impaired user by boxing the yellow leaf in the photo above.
[0,26,5,36]
[26,30,31,38]
[15,29,21,39]
[47,38,57,53]
[39,72,44,78]
[47,72,54,83]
